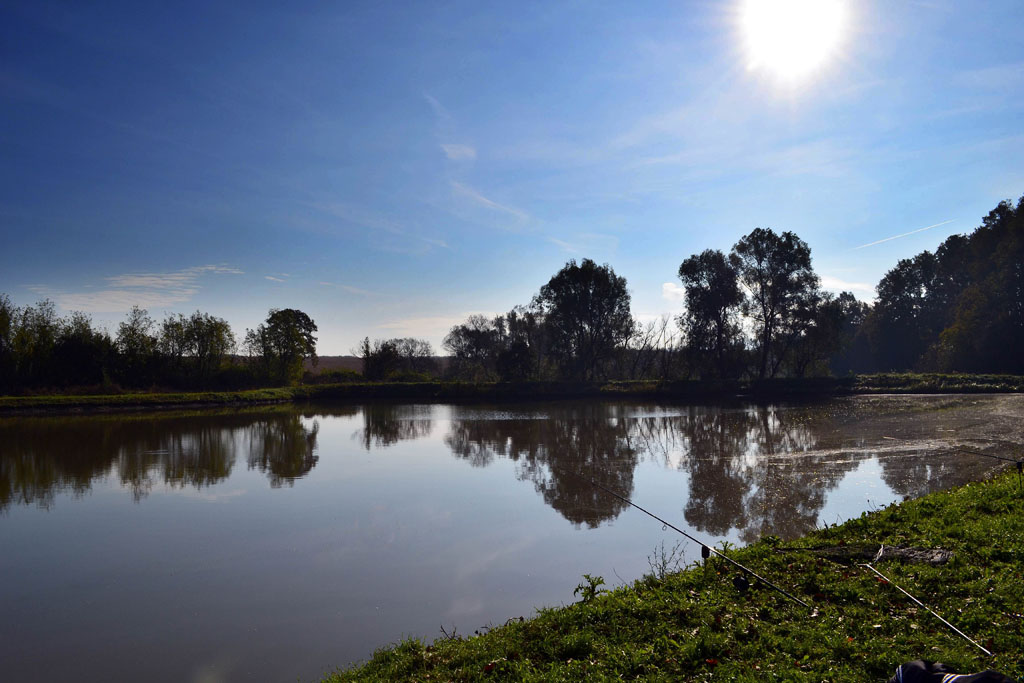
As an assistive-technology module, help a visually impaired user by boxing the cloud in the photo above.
[547,233,619,255]
[30,264,242,313]
[661,282,686,302]
[306,201,448,252]
[819,275,875,298]
[264,275,287,282]
[441,144,476,160]
[423,92,451,122]
[450,181,529,223]
[320,282,380,296]
[341,285,376,296]
[852,219,955,250]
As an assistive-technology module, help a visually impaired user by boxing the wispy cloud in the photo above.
[441,144,476,160]
[852,219,955,250]
[423,92,452,122]
[306,201,449,253]
[450,181,529,223]
[341,285,377,296]
[28,264,242,313]
[264,275,286,282]
[546,233,619,256]
[319,281,378,296]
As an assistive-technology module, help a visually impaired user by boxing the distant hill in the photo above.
[304,356,363,373]
[303,355,451,375]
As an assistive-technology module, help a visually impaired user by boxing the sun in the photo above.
[740,0,847,84]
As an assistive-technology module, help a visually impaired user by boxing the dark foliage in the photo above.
[534,258,634,381]
[867,195,1024,372]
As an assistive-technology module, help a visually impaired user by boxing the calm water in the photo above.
[2,395,1022,682]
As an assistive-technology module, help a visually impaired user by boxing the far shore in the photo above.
[2,373,1023,415]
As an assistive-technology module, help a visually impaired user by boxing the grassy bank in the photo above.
[328,467,1024,681]
[1,373,1023,413]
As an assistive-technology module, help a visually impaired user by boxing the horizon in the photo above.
[3,1,1022,354]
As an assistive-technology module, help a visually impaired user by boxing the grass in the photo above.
[853,373,1024,393]
[327,466,1024,681]
[1,373,1022,413]
[0,386,298,411]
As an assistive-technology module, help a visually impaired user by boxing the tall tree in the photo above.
[867,252,940,370]
[534,258,633,381]
[730,228,820,379]
[443,314,502,380]
[184,311,235,382]
[13,299,61,385]
[391,337,438,375]
[244,308,317,385]
[0,295,15,389]
[116,305,157,385]
[677,249,743,378]
[788,291,869,377]
[53,311,114,386]
[357,337,403,380]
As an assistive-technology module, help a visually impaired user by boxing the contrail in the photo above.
[852,219,955,250]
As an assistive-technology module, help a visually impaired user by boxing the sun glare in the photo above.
[740,0,847,84]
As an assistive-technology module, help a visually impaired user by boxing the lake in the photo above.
[1,394,1021,682]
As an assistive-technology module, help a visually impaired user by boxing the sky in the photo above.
[2,0,1022,355]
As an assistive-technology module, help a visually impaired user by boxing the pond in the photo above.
[1,395,1021,681]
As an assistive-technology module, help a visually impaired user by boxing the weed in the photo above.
[646,540,687,580]
[573,574,607,603]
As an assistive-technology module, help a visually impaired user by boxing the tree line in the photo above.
[0,302,318,392]
[1,195,1020,392]
[433,195,1022,381]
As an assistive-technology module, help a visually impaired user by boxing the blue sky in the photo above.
[2,0,1022,354]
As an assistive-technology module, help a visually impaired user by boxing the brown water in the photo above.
[1,395,1021,682]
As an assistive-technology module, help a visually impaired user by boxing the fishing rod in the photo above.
[588,479,810,609]
[860,561,993,657]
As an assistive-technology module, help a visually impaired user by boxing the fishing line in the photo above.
[860,561,994,657]
[882,436,1023,489]
[952,446,1024,489]
[954,446,1021,465]
[587,478,810,609]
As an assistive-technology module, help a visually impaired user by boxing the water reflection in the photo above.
[1,398,1015,541]
[0,410,326,510]
[441,400,1010,541]
[446,404,638,527]
[355,404,434,449]
[247,417,320,487]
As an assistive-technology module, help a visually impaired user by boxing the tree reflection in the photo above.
[446,404,638,527]
[734,405,862,542]
[879,451,1000,501]
[354,405,434,449]
[445,403,869,539]
[0,419,106,510]
[0,409,325,509]
[246,415,319,487]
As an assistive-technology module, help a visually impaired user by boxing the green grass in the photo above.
[327,467,1024,681]
[854,373,1024,393]
[2,373,1022,413]
[0,387,298,411]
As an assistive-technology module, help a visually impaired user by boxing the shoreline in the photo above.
[2,373,1023,415]
[327,465,1024,681]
